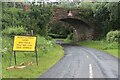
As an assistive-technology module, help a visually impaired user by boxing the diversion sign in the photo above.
[13,36,36,51]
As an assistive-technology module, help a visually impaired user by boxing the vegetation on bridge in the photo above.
[2,2,119,39]
[51,2,120,40]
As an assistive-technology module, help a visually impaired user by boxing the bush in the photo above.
[67,33,73,40]
[2,26,26,36]
[106,30,120,42]
[64,33,73,43]
[37,35,55,56]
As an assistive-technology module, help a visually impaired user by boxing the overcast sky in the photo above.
[28,0,57,2]
[28,0,74,2]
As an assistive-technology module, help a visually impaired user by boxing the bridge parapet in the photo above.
[52,8,94,27]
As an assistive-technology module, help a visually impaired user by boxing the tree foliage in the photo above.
[2,26,26,36]
[2,2,53,37]
[106,30,120,42]
[28,4,53,36]
[92,2,120,37]
[2,2,120,39]
[78,2,120,38]
[49,21,73,38]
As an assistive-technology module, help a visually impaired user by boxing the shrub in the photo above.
[2,26,26,36]
[67,33,73,40]
[37,35,55,56]
[106,30,120,42]
[64,33,73,43]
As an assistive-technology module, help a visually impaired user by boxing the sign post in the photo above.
[12,36,38,65]
[13,51,16,65]
[35,50,38,66]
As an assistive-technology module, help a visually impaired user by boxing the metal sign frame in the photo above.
[12,35,38,65]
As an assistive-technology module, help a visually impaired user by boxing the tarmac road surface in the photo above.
[40,44,118,78]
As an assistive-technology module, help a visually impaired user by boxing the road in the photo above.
[40,44,118,78]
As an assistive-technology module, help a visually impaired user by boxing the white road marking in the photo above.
[89,64,93,78]
[87,55,89,58]
[66,54,72,57]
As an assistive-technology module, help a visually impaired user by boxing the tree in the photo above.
[93,2,120,37]
[2,2,53,37]
[28,3,53,36]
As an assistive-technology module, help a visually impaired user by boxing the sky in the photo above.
[28,0,56,2]
[1,0,119,2]
[28,0,74,2]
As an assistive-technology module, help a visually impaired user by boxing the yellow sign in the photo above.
[13,36,36,51]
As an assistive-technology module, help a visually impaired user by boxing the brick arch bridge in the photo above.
[51,8,99,42]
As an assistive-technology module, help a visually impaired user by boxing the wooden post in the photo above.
[31,30,33,36]
[13,51,16,65]
[35,36,38,65]
[35,50,38,65]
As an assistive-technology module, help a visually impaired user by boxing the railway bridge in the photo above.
[51,8,99,42]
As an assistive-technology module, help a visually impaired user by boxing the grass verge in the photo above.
[2,36,64,78]
[78,41,119,58]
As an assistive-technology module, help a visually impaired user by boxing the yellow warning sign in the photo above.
[13,36,36,51]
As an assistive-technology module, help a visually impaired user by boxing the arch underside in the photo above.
[60,18,91,28]
[59,18,94,42]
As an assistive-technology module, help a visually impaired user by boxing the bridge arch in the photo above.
[51,8,98,42]
[59,17,94,42]
[60,18,92,28]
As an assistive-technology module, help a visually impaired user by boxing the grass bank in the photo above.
[2,36,64,78]
[78,41,119,58]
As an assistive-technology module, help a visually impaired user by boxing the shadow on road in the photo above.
[55,39,79,47]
